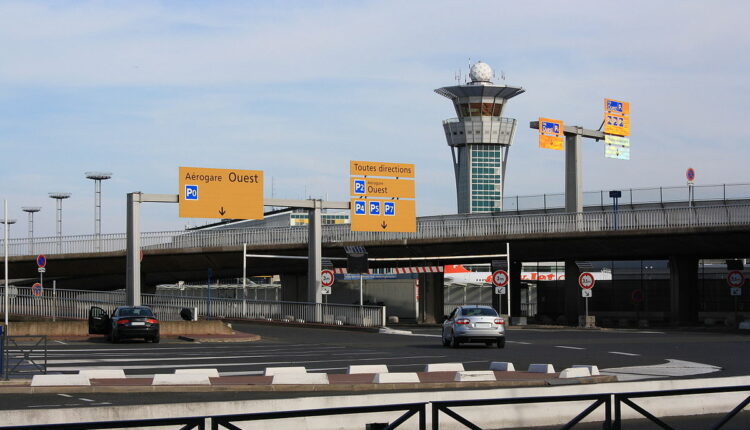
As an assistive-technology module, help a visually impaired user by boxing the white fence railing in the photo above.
[0,287,385,328]
[3,204,750,257]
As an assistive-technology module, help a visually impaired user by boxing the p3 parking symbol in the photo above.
[185,185,199,200]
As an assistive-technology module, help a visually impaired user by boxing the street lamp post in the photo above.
[48,193,71,252]
[85,172,112,251]
[21,207,41,255]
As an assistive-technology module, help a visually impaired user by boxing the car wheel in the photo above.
[497,338,506,349]
[450,332,460,348]
[441,332,450,347]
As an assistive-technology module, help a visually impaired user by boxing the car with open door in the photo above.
[88,305,160,343]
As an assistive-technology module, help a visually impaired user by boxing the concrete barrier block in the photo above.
[175,368,220,378]
[296,319,305,324]
[264,366,307,376]
[152,374,211,385]
[373,372,420,384]
[573,365,600,376]
[424,362,464,372]
[528,363,555,373]
[454,371,496,382]
[78,369,126,379]
[272,373,329,385]
[489,362,515,372]
[559,367,592,378]
[32,374,91,387]
[348,365,389,374]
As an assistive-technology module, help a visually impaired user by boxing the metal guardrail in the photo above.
[2,402,426,430]
[3,335,47,380]
[432,392,612,429]
[502,182,750,212]
[3,203,750,258]
[0,287,386,328]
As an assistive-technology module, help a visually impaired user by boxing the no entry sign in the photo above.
[579,272,596,290]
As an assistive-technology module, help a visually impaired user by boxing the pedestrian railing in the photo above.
[0,402,426,430]
[2,203,750,258]
[0,286,386,328]
[3,335,47,380]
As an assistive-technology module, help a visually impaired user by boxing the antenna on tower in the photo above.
[454,69,461,84]
[501,70,506,81]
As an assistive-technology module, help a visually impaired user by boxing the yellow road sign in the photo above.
[605,98,630,116]
[179,166,264,219]
[350,198,416,232]
[350,177,415,199]
[604,112,630,136]
[350,160,415,178]
[538,117,565,150]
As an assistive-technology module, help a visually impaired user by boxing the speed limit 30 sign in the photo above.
[579,272,596,289]
[727,270,745,288]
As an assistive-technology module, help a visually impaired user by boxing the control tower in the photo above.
[435,62,524,213]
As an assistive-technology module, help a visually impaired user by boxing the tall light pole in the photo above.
[49,192,71,252]
[21,207,41,255]
[1,214,14,327]
[85,172,112,251]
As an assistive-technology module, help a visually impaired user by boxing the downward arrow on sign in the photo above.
[218,207,226,216]
[381,221,388,229]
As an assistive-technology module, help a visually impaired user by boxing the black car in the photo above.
[89,306,160,343]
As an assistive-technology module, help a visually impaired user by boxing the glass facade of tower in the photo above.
[470,144,502,212]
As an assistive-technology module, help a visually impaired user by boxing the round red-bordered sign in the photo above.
[727,270,745,288]
[36,254,46,268]
[579,272,595,289]
[686,167,696,182]
[31,282,43,297]
[320,269,335,288]
[492,270,509,288]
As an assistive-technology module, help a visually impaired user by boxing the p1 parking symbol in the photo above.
[369,201,381,215]
[354,200,366,215]
[384,201,395,216]
[184,185,199,200]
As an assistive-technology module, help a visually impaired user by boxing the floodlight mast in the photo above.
[48,193,71,251]
[85,172,112,250]
[21,207,41,255]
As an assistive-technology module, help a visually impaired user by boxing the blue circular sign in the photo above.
[36,254,46,268]
[686,168,695,182]
[31,283,43,297]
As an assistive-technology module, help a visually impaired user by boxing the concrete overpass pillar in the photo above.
[510,260,522,318]
[564,260,583,325]
[669,256,699,326]
[418,273,444,324]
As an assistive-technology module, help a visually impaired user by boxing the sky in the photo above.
[0,0,747,238]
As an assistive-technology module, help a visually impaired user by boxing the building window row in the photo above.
[459,103,502,117]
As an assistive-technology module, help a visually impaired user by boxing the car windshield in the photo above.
[461,308,497,317]
[119,308,154,317]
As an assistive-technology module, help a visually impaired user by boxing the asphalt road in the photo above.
[1,323,749,411]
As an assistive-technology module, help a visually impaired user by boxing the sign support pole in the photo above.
[506,242,511,321]
[52,280,57,322]
[308,200,323,305]
[3,200,8,329]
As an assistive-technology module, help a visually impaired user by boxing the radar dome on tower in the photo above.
[469,61,493,83]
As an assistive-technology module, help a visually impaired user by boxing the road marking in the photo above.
[79,398,95,402]
[555,346,585,350]
[28,405,62,408]
[54,341,67,345]
[44,351,384,364]
[601,359,721,381]
[507,341,531,345]
[609,351,640,356]
[57,394,73,398]
[91,402,112,406]
[47,355,447,372]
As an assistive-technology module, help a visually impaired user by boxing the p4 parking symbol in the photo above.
[184,185,199,200]
[384,201,395,216]
[354,200,366,215]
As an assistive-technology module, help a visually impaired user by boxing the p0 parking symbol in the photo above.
[184,185,199,200]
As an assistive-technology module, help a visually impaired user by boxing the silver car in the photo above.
[442,305,505,348]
